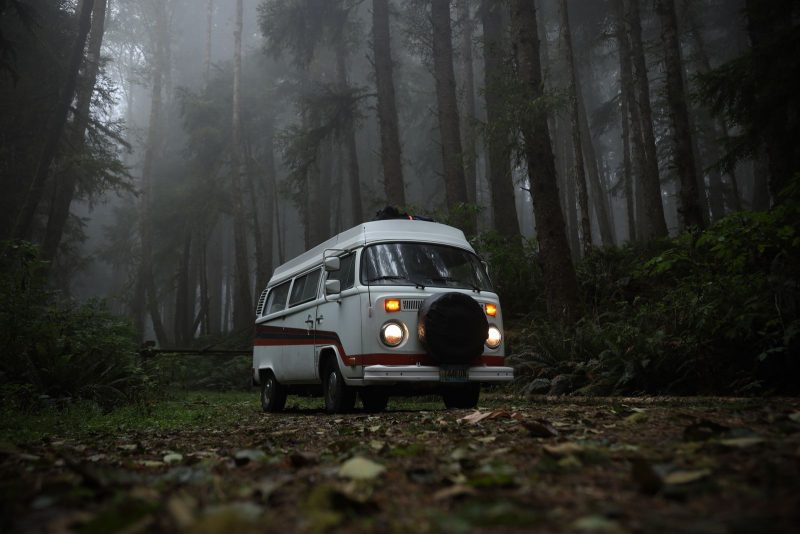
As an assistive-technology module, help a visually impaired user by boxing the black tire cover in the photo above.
[417,292,488,363]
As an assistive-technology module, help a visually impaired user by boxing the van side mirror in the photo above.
[324,256,340,272]
[325,279,341,295]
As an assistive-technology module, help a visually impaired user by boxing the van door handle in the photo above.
[316,314,324,324]
[305,315,314,328]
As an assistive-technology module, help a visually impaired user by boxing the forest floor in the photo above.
[1,391,799,533]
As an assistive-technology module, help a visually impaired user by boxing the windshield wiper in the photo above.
[429,276,481,292]
[367,275,426,289]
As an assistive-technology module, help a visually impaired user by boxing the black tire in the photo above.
[260,371,287,412]
[418,292,488,364]
[442,383,480,409]
[360,388,389,412]
[323,361,356,414]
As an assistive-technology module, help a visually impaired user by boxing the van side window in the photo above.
[289,268,322,307]
[265,281,291,315]
[327,253,356,290]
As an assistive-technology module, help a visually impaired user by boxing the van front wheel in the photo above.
[260,371,287,412]
[442,383,480,409]
[323,363,356,414]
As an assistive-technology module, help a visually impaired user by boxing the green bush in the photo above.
[0,241,145,408]
[509,202,800,395]
[471,231,545,318]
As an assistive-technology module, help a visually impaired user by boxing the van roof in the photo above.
[268,220,473,286]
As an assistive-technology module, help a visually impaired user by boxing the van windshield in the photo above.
[361,243,493,291]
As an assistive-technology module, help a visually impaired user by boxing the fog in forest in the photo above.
[1,0,796,345]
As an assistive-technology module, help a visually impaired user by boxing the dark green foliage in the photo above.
[510,202,800,395]
[694,1,800,198]
[471,231,544,318]
[142,354,252,392]
[0,241,145,408]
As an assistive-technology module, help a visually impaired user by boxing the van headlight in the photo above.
[486,326,502,349]
[380,321,406,347]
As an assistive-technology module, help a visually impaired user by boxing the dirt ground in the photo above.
[2,393,799,533]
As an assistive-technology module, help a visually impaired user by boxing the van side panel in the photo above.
[253,317,282,381]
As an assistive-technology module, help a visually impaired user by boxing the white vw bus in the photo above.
[252,219,513,413]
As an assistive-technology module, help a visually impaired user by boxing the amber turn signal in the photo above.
[385,299,401,312]
[485,303,497,317]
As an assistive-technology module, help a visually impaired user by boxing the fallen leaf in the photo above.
[543,442,583,457]
[477,436,496,444]
[631,458,663,495]
[459,411,493,424]
[624,412,649,424]
[572,515,623,533]
[718,437,764,448]
[288,451,317,468]
[522,419,559,438]
[338,456,385,480]
[167,495,197,529]
[683,420,729,442]
[163,453,183,464]
[433,484,477,501]
[234,449,266,466]
[369,440,385,451]
[139,460,164,468]
[664,469,711,485]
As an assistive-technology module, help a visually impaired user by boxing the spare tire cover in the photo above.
[417,292,488,363]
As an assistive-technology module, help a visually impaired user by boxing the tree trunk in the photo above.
[655,0,705,230]
[372,0,405,206]
[686,13,745,217]
[335,39,364,225]
[480,1,520,238]
[42,0,107,262]
[745,0,800,200]
[231,0,253,330]
[431,0,469,216]
[206,222,224,335]
[204,0,213,85]
[620,84,636,241]
[13,0,95,240]
[560,0,592,256]
[576,73,615,246]
[624,0,668,239]
[173,231,192,345]
[510,0,579,323]
[256,117,277,283]
[139,0,169,346]
[245,145,266,300]
[457,0,477,206]
[617,0,647,241]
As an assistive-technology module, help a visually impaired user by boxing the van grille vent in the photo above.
[401,299,424,311]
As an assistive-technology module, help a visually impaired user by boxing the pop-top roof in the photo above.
[268,220,472,285]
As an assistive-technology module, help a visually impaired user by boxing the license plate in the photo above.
[439,366,469,383]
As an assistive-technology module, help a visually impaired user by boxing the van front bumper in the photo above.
[362,365,513,384]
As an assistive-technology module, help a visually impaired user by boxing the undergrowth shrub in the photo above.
[0,241,145,408]
[509,202,800,395]
[471,231,545,318]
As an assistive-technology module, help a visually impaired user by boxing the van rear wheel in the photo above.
[442,383,480,409]
[323,362,356,414]
[260,371,287,412]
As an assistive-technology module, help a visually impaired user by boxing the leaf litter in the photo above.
[1,394,799,532]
